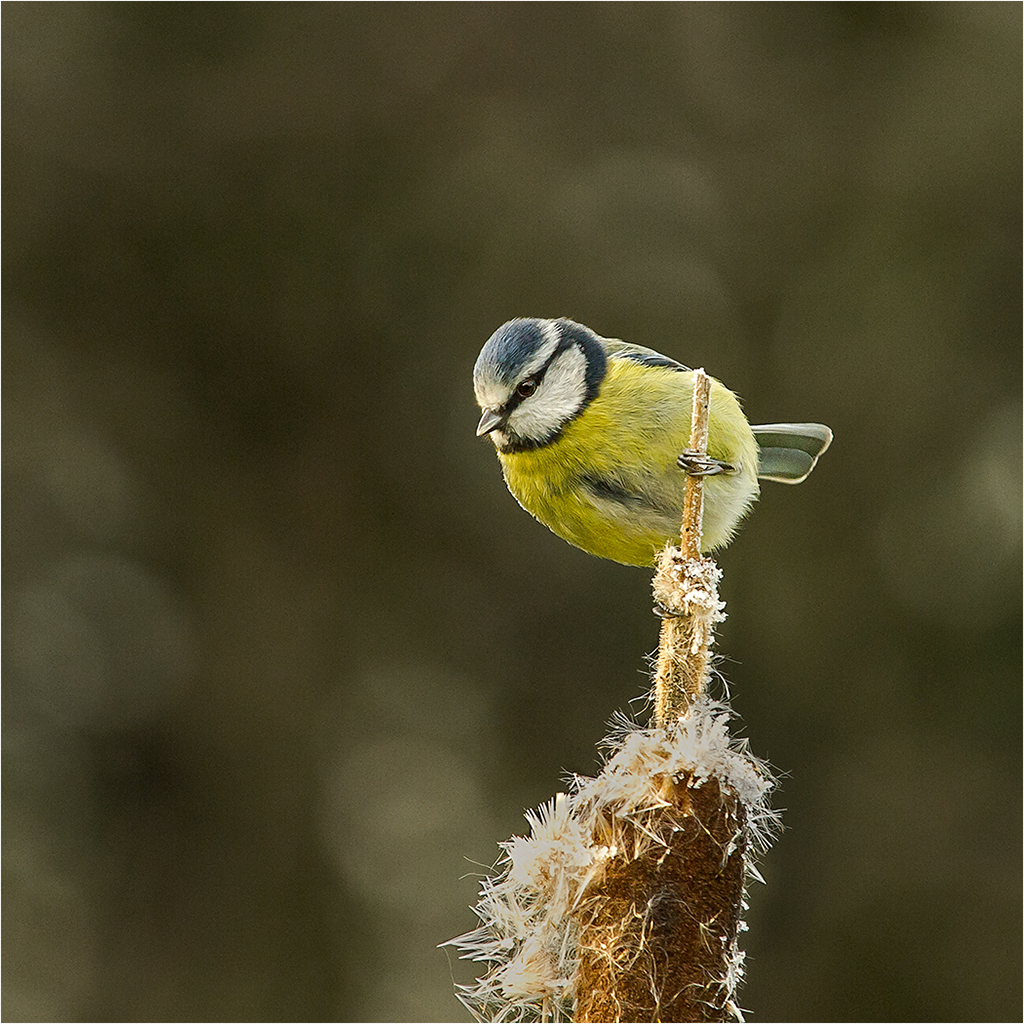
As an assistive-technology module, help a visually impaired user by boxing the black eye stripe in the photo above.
[504,341,567,412]
[505,375,540,413]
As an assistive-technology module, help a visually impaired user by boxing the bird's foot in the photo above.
[677,450,735,476]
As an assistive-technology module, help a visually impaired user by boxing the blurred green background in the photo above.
[3,4,1020,1021]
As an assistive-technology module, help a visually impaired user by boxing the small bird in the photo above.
[473,317,832,566]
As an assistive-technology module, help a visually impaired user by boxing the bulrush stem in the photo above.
[575,370,739,1022]
[574,771,748,1023]
[679,369,712,562]
[652,369,721,727]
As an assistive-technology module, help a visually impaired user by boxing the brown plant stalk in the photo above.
[653,368,719,726]
[575,369,745,1023]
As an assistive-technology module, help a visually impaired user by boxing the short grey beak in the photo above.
[476,407,505,436]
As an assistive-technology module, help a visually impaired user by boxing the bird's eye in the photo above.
[516,377,539,399]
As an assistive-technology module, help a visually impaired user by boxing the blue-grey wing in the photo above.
[601,337,691,372]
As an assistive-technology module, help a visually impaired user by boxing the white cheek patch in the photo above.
[509,345,588,442]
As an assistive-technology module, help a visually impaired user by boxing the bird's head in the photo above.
[473,318,607,452]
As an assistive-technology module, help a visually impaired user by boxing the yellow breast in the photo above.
[496,361,759,565]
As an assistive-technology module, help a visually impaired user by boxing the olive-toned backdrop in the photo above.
[4,5,1020,1021]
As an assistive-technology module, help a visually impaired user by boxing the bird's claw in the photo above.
[677,450,735,477]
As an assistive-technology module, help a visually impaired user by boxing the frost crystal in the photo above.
[444,698,779,1022]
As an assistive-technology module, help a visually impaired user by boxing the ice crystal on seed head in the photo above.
[506,795,594,895]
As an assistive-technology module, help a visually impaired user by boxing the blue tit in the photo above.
[473,317,832,567]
